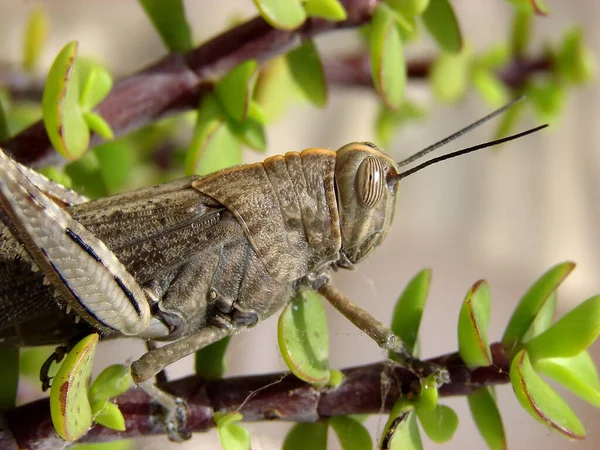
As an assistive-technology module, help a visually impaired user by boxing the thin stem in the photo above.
[4,343,510,447]
[322,52,553,88]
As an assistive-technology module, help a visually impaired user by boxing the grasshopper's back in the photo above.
[193,148,342,282]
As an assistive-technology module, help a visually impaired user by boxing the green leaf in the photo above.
[375,101,426,147]
[23,7,49,72]
[422,0,462,53]
[0,94,9,141]
[556,28,596,84]
[38,166,73,188]
[91,401,126,431]
[193,121,241,175]
[50,334,98,442]
[0,348,18,411]
[478,45,510,69]
[65,151,107,199]
[88,364,130,405]
[528,79,565,122]
[248,101,266,124]
[394,14,418,41]
[217,412,251,450]
[370,3,406,109]
[534,351,600,408]
[429,50,470,102]
[386,0,431,17]
[138,0,193,52]
[228,116,267,152]
[304,0,347,21]
[254,57,299,122]
[389,269,431,360]
[415,374,439,412]
[2,101,41,137]
[510,350,585,439]
[493,95,525,140]
[458,280,492,368]
[84,112,114,140]
[328,369,344,388]
[95,138,135,194]
[416,404,458,443]
[525,295,600,360]
[286,39,328,108]
[522,292,556,342]
[506,0,549,16]
[20,347,54,380]
[278,289,330,384]
[253,0,307,30]
[195,336,231,379]
[186,94,242,176]
[80,67,113,111]
[283,422,328,450]
[215,60,260,121]
[381,401,422,450]
[472,68,510,108]
[467,387,506,450]
[502,262,575,353]
[186,94,224,174]
[330,416,373,450]
[510,9,531,56]
[42,40,90,161]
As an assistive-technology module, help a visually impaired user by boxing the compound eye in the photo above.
[356,156,384,208]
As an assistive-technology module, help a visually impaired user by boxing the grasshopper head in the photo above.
[333,100,548,267]
[335,142,400,264]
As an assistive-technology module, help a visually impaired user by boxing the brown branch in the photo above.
[3,343,510,448]
[0,53,552,107]
[322,52,553,87]
[0,0,380,169]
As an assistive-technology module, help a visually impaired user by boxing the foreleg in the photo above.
[319,283,449,386]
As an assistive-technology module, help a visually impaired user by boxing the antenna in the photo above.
[397,96,526,168]
[395,124,548,180]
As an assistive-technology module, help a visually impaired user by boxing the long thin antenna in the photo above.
[395,124,548,180]
[397,96,526,167]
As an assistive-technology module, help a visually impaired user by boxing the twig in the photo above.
[3,343,510,447]
[322,52,552,87]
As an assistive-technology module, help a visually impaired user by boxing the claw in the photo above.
[401,354,450,388]
[137,380,192,441]
[164,398,192,442]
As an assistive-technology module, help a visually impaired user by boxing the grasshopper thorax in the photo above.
[335,142,400,265]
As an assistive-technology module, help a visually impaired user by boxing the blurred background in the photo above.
[0,1,598,449]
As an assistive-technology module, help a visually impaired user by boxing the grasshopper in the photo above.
[0,99,546,440]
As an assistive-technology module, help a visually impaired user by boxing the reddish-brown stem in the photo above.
[322,52,552,87]
[3,343,510,448]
